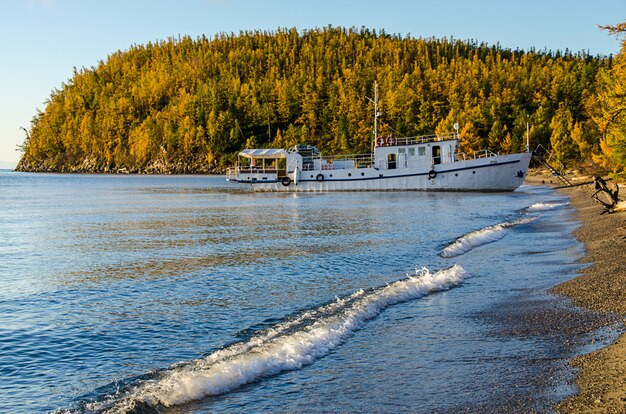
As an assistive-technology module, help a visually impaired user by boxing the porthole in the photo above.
[348,173,352,177]
[361,172,365,176]
[455,173,458,177]
[472,171,476,174]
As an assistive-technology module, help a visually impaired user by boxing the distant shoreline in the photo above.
[527,170,626,413]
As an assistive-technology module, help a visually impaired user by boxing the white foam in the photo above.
[526,201,568,212]
[441,217,537,258]
[85,265,468,412]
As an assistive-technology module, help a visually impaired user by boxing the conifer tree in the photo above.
[550,104,580,165]
[593,23,626,174]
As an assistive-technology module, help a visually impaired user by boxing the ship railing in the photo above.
[299,153,374,171]
[377,133,457,147]
[325,153,374,168]
[228,165,280,178]
[456,149,499,160]
[226,166,236,180]
[236,166,279,174]
[473,149,499,159]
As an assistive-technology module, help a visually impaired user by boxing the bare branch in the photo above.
[599,23,626,37]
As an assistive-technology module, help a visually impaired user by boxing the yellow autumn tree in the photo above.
[593,23,626,175]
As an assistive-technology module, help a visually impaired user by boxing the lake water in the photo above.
[0,172,604,413]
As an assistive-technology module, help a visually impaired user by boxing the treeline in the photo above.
[16,26,619,174]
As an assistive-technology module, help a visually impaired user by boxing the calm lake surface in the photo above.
[0,172,597,413]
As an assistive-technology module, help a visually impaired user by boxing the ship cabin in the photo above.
[372,133,460,170]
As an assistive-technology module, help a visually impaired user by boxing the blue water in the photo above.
[0,172,592,413]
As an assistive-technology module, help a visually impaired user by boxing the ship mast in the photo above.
[374,82,379,140]
[366,82,380,147]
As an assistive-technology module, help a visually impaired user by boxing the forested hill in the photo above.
[16,27,611,174]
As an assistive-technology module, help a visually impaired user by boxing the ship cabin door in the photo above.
[387,153,397,170]
[432,146,441,165]
[277,157,287,177]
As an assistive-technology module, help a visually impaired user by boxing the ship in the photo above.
[226,85,531,192]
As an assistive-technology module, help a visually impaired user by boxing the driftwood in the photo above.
[591,176,621,214]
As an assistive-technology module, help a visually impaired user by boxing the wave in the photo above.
[526,201,568,212]
[74,265,469,413]
[440,217,537,258]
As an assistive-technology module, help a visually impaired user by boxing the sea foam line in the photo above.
[526,201,568,212]
[80,265,469,413]
[440,217,537,258]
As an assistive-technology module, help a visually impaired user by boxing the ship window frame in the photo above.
[408,147,415,156]
[418,147,426,156]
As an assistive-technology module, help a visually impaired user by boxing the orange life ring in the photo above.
[387,136,396,146]
[377,136,385,146]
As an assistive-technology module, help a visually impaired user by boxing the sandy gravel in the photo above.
[527,170,626,413]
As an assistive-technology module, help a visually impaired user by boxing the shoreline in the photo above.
[527,170,626,412]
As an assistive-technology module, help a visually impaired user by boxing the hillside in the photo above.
[16,27,611,174]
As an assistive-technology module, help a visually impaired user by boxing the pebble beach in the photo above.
[528,171,626,413]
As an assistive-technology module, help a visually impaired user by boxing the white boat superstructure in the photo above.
[226,134,531,192]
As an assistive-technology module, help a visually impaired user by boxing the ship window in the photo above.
[398,148,406,154]
[408,148,415,156]
[418,147,426,156]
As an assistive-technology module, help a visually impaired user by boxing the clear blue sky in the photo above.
[0,0,623,168]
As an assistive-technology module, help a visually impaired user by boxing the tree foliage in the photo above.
[16,27,608,173]
[593,23,626,175]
